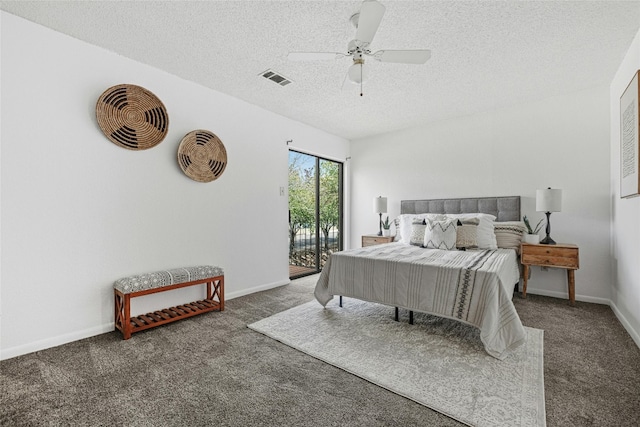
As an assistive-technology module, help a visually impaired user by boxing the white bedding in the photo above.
[314,242,525,359]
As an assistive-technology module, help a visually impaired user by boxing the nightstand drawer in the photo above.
[521,245,579,269]
[362,235,394,247]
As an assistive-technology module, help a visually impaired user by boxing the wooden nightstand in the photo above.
[520,242,580,305]
[362,234,394,247]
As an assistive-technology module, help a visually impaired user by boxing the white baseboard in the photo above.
[0,323,115,361]
[225,279,290,300]
[5,280,635,360]
[608,300,640,350]
[524,288,611,305]
[0,279,292,361]
[526,288,640,350]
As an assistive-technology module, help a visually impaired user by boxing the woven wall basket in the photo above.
[177,130,228,183]
[95,84,169,150]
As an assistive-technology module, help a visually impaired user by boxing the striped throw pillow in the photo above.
[410,219,427,246]
[494,221,526,253]
[456,218,480,250]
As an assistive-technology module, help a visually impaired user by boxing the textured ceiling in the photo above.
[2,1,640,140]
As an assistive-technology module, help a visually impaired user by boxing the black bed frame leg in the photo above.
[409,311,414,325]
[394,307,399,321]
[339,296,342,307]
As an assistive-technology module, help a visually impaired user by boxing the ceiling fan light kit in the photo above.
[287,0,431,96]
[348,59,368,84]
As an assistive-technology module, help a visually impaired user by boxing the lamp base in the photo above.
[540,211,556,245]
[539,236,556,245]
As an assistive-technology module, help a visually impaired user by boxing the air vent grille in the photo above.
[260,69,292,87]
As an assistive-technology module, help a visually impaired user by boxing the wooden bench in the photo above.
[114,265,224,340]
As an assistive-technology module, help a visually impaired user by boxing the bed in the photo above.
[314,196,526,360]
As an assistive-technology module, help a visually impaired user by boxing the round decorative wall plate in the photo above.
[177,130,228,183]
[95,84,169,150]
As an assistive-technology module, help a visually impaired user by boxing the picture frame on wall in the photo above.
[620,70,640,198]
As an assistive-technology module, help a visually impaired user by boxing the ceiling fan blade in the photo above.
[340,71,350,90]
[287,52,344,61]
[372,49,431,64]
[355,0,386,46]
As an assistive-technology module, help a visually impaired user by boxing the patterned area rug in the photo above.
[248,299,545,427]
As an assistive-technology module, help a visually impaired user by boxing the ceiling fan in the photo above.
[287,0,431,96]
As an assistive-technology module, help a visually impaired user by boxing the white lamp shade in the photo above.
[536,188,562,212]
[373,196,387,214]
[348,62,369,84]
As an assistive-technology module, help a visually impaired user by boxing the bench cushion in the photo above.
[114,265,223,294]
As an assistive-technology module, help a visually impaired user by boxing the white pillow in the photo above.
[397,213,447,245]
[445,213,497,249]
[393,218,401,241]
[424,219,458,250]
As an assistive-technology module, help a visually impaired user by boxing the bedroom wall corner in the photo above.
[610,28,640,349]
[0,12,349,360]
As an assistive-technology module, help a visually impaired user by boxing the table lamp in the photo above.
[373,196,387,236]
[536,188,562,245]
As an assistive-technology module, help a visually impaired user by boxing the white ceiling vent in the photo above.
[260,69,292,87]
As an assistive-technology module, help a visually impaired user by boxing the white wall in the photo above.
[350,86,612,303]
[610,29,640,347]
[0,13,349,359]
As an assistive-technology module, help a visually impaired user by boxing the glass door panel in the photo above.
[318,158,342,268]
[288,151,342,279]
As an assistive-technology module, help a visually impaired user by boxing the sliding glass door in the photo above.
[288,150,343,279]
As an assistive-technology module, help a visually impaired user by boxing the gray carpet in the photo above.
[1,274,639,426]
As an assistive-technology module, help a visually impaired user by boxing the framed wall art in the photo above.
[620,70,640,198]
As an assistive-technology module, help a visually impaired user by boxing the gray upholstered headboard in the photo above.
[401,196,521,222]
